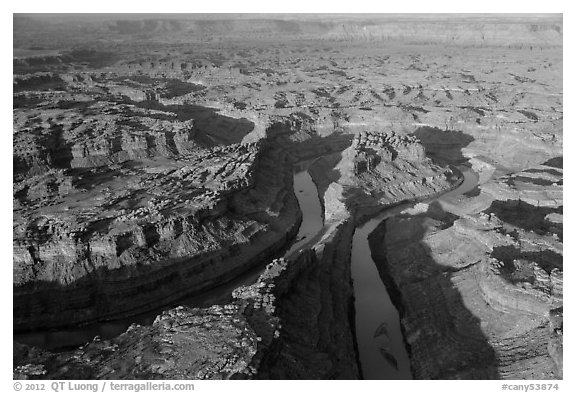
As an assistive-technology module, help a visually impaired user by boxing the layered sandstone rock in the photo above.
[14,128,459,380]
[313,131,459,223]
[13,14,562,381]
[368,161,563,379]
[13,254,313,379]
[13,96,304,331]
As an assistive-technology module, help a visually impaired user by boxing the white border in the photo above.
[2,3,571,392]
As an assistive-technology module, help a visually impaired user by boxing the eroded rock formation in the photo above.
[367,161,563,379]
[13,13,562,381]
[13,98,304,331]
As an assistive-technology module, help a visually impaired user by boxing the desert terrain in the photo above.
[13,14,562,380]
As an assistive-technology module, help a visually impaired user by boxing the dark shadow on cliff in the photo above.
[286,132,353,162]
[14,227,298,351]
[133,100,255,146]
[367,200,501,379]
[12,128,342,355]
[14,151,304,351]
[411,126,475,165]
[253,135,361,379]
[484,199,563,241]
[43,126,74,169]
[287,133,353,223]
[542,156,562,169]
[13,74,67,93]
[490,245,562,286]
[524,167,563,177]
[13,49,120,74]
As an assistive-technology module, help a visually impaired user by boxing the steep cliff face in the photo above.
[314,131,458,224]
[256,221,360,379]
[13,250,332,380]
[253,131,460,378]
[13,108,198,173]
[14,128,460,380]
[368,161,563,379]
[18,163,297,329]
[13,101,300,330]
[13,254,309,379]
[13,14,562,380]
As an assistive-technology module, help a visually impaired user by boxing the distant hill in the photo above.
[14,14,563,47]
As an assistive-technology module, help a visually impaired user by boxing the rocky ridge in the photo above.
[367,160,563,379]
[13,98,304,331]
[14,129,459,379]
[13,15,562,380]
[315,131,458,224]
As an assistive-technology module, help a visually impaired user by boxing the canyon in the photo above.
[13,14,562,380]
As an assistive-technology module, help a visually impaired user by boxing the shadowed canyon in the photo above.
[13,13,562,380]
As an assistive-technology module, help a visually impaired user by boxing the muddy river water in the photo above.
[14,161,478,380]
[14,162,325,351]
[351,166,479,379]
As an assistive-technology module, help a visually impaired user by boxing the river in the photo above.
[14,160,478,377]
[351,166,479,379]
[13,162,325,351]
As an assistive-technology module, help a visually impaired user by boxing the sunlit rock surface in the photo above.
[13,13,561,380]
